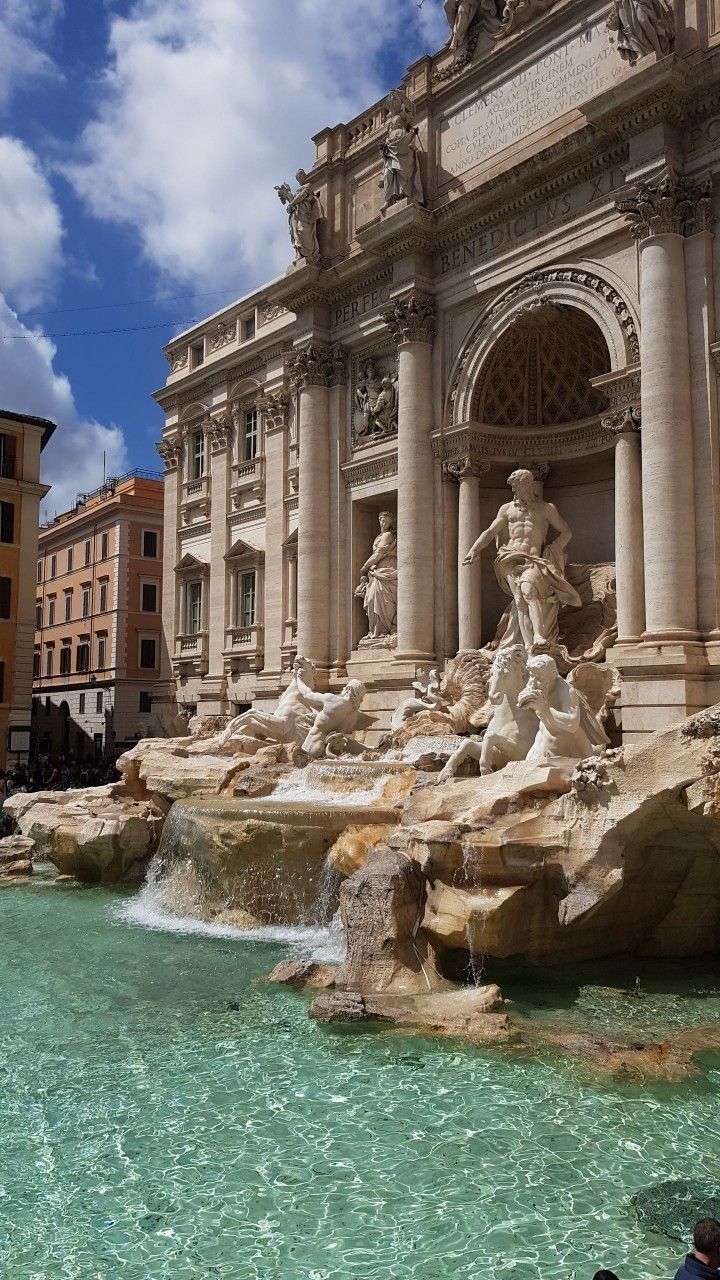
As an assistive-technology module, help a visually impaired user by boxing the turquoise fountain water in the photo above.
[2,874,720,1280]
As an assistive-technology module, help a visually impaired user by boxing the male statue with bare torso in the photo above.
[464,468,581,651]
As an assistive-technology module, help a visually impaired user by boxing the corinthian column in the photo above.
[288,345,345,668]
[618,173,711,640]
[605,408,646,643]
[445,457,489,651]
[384,292,436,660]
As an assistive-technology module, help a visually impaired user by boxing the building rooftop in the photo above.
[0,408,57,450]
[41,468,164,530]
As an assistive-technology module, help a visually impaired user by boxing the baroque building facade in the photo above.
[156,0,720,744]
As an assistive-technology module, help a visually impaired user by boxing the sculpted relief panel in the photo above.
[353,355,399,448]
[438,20,626,183]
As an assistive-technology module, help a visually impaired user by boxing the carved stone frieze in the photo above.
[288,345,348,389]
[260,301,290,326]
[383,292,435,346]
[156,438,182,470]
[353,354,399,449]
[342,452,399,489]
[256,389,289,434]
[433,420,615,465]
[208,320,236,353]
[443,457,491,482]
[497,0,558,37]
[607,0,674,66]
[617,172,714,241]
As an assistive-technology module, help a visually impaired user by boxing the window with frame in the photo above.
[76,643,90,673]
[140,637,157,670]
[0,501,15,544]
[141,582,158,613]
[33,650,40,680]
[45,647,53,677]
[143,529,158,558]
[0,433,16,480]
[82,586,91,618]
[67,546,74,572]
[60,646,71,676]
[101,531,109,560]
[47,596,56,626]
[192,431,205,480]
[97,637,106,669]
[99,580,108,614]
[0,662,4,702]
[239,570,256,629]
[64,591,72,622]
[0,576,10,620]
[84,539,92,566]
[243,315,256,342]
[50,554,57,578]
[243,408,259,461]
[35,601,42,630]
[79,692,86,714]
[139,691,152,713]
[96,691,104,714]
[186,581,203,635]
[37,560,42,584]
[191,342,204,368]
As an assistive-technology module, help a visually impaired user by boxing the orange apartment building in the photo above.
[33,470,165,758]
[0,410,56,771]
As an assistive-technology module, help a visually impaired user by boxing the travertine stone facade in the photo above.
[0,411,55,769]
[155,0,720,743]
[33,473,164,756]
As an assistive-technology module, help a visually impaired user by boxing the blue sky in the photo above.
[0,0,446,516]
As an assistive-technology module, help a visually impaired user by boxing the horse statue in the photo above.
[437,646,539,782]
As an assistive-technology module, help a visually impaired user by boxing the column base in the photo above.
[394,650,437,664]
[641,629,702,644]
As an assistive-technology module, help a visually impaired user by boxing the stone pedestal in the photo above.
[385,293,436,661]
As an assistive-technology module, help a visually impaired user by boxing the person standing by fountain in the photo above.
[674,1219,720,1279]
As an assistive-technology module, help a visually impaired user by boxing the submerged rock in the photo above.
[634,1180,720,1242]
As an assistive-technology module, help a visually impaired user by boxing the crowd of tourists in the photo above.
[0,754,120,802]
[592,1219,720,1279]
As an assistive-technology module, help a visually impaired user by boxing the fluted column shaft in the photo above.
[290,346,345,668]
[609,412,646,642]
[385,293,436,660]
[618,174,712,640]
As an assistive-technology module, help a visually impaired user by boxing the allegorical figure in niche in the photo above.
[355,511,398,645]
[463,468,581,651]
[379,91,424,212]
[275,169,322,265]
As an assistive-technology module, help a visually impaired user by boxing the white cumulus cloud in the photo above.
[0,298,128,520]
[0,0,64,109]
[0,136,64,311]
[66,0,447,291]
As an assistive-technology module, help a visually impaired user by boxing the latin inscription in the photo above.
[437,165,626,276]
[439,22,626,182]
[333,284,391,329]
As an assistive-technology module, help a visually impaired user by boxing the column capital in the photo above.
[443,457,490,482]
[602,406,641,436]
[288,344,347,389]
[206,411,232,452]
[256,389,289,434]
[156,437,182,470]
[617,171,714,242]
[383,290,435,346]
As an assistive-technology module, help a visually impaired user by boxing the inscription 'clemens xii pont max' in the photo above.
[439,22,626,182]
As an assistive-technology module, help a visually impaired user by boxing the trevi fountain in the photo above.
[5,0,720,1276]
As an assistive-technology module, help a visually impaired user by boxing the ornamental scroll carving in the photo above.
[443,457,491,482]
[208,320,236,353]
[288,345,348,389]
[602,406,641,435]
[383,292,435,346]
[617,172,714,241]
[156,438,182,470]
[167,349,188,373]
[206,412,232,452]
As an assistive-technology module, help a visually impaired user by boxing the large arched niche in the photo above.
[448,266,639,428]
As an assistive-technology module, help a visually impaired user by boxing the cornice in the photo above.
[154,340,293,409]
[433,418,614,462]
[341,450,399,489]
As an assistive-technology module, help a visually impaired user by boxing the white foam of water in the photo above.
[271,774,385,808]
[114,896,346,963]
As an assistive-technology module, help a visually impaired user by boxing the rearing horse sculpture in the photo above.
[437,646,539,782]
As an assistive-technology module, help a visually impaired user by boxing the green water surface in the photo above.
[1,877,719,1280]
